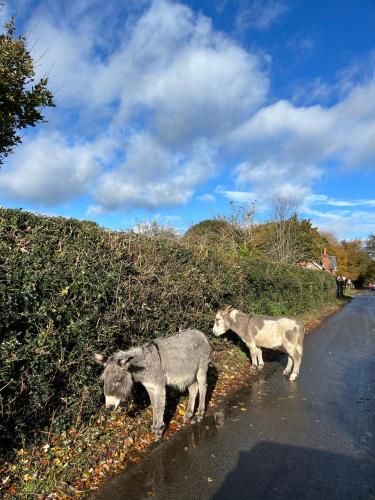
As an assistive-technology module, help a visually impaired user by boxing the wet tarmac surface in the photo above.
[90,293,375,500]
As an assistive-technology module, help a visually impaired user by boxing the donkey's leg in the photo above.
[145,386,158,432]
[184,382,198,423]
[289,343,303,381]
[153,386,166,441]
[281,337,296,378]
[283,355,293,376]
[246,341,260,369]
[196,362,209,421]
[256,347,264,369]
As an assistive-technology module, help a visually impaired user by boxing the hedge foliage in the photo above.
[0,208,336,449]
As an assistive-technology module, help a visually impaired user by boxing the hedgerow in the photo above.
[0,208,336,450]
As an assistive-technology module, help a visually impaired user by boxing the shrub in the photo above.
[0,208,336,449]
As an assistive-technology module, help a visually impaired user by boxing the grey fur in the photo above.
[94,329,211,441]
[213,306,305,380]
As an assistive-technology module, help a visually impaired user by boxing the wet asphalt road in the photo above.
[91,293,375,500]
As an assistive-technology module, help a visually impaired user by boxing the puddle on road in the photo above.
[89,365,284,500]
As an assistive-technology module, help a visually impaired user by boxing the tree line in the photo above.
[183,196,375,287]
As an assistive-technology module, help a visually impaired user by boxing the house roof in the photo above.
[328,255,338,270]
[298,261,323,271]
[312,261,323,270]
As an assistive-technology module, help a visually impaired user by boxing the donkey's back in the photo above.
[252,315,304,349]
[156,329,211,390]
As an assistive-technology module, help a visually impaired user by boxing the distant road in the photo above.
[91,293,375,500]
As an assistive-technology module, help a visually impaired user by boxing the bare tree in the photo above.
[266,195,300,264]
[216,201,258,257]
[133,219,179,240]
[224,201,257,231]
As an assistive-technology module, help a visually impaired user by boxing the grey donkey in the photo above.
[94,329,211,441]
[213,306,305,380]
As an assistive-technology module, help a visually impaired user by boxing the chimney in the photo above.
[321,247,330,271]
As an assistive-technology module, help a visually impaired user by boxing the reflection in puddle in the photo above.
[89,365,290,500]
[90,412,229,499]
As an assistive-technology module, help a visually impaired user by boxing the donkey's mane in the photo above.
[111,347,143,362]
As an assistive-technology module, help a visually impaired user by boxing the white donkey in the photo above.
[213,306,305,380]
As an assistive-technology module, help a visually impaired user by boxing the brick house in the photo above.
[321,248,338,275]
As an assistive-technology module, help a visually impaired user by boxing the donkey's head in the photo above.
[213,306,235,336]
[94,352,143,410]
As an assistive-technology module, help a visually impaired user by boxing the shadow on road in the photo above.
[214,441,374,499]
[90,439,375,500]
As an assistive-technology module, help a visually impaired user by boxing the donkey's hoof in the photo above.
[195,412,204,423]
[183,412,193,423]
[283,370,291,376]
[153,424,165,441]
[289,373,297,381]
[154,431,163,442]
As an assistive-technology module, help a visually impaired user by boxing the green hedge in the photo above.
[0,208,336,449]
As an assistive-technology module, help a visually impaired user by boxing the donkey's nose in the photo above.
[107,404,115,411]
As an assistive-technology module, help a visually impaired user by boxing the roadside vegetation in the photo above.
[0,204,371,498]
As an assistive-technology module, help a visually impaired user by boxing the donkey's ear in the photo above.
[117,356,134,369]
[221,305,232,315]
[93,353,107,366]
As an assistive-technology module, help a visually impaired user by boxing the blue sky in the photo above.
[1,0,375,239]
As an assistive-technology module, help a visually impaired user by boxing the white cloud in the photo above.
[292,77,333,105]
[234,160,321,203]
[93,135,216,211]
[197,193,216,202]
[235,0,289,33]
[295,194,375,240]
[216,188,257,204]
[301,199,375,240]
[305,194,375,208]
[227,72,375,201]
[12,0,269,210]
[230,100,336,160]
[28,0,268,142]
[86,204,104,216]
[0,132,112,205]
[108,0,269,147]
